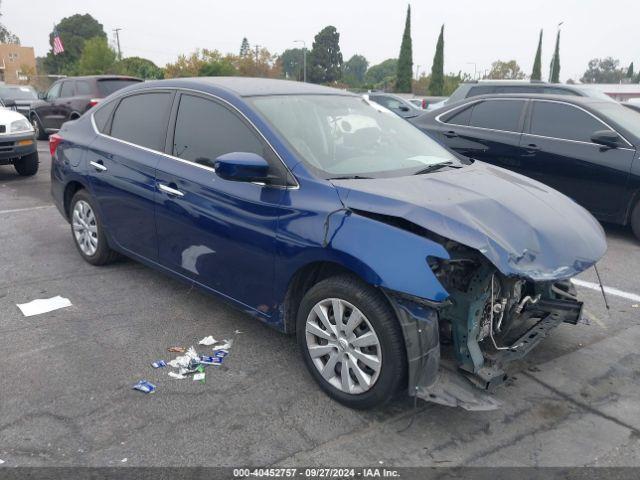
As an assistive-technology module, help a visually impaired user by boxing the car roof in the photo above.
[446,93,612,108]
[59,75,143,82]
[140,77,354,97]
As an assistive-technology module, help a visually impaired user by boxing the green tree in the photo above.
[365,58,398,88]
[43,14,106,75]
[114,57,164,79]
[199,58,237,76]
[239,37,251,57]
[549,30,561,83]
[485,60,526,80]
[581,57,626,83]
[343,54,368,87]
[0,1,19,44]
[627,62,635,79]
[396,5,413,93]
[308,26,343,84]
[77,37,116,75]
[531,29,543,80]
[429,25,445,95]
[279,48,304,80]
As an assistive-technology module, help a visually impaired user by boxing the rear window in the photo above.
[97,79,143,97]
[110,92,173,150]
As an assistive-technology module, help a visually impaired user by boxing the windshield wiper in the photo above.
[328,175,373,180]
[413,162,454,175]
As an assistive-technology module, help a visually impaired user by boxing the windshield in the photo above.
[595,102,640,139]
[0,86,37,101]
[250,95,457,178]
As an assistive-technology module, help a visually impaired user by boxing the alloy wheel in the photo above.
[305,298,382,394]
[72,200,98,256]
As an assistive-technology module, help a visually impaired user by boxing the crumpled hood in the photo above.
[332,162,607,281]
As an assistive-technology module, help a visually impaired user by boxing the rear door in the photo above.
[434,99,527,167]
[520,99,634,220]
[155,92,290,315]
[86,90,175,260]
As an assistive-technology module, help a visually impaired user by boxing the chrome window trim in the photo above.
[90,87,300,189]
[434,97,525,136]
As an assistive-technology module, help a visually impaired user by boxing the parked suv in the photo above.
[428,80,615,111]
[30,75,142,139]
[0,84,39,118]
[364,93,422,119]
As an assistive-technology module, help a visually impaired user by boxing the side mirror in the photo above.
[214,152,270,183]
[399,105,410,112]
[38,92,47,100]
[591,130,622,149]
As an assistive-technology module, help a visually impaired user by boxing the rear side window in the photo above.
[110,92,173,150]
[530,101,608,142]
[543,87,576,96]
[76,81,92,96]
[97,79,142,97]
[493,86,537,94]
[93,100,117,133]
[172,94,264,168]
[468,100,525,132]
[466,86,495,98]
[60,81,74,98]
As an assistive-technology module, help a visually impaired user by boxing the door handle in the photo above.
[523,143,541,156]
[89,160,107,172]
[444,130,458,138]
[159,183,184,197]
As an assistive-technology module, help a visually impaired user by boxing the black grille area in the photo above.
[0,125,6,133]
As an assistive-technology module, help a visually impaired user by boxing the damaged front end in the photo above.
[387,242,584,410]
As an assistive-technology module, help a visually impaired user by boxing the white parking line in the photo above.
[572,278,640,303]
[0,205,55,215]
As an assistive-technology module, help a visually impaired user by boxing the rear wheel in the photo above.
[296,274,406,409]
[69,190,119,265]
[631,201,640,241]
[14,151,39,176]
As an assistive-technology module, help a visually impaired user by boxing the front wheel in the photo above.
[14,151,39,176]
[31,115,47,140]
[69,190,119,265]
[296,274,406,409]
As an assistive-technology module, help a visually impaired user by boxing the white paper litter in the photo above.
[198,335,216,346]
[193,372,205,381]
[0,459,4,464]
[17,296,72,317]
[121,458,128,463]
[168,372,186,380]
[212,339,233,351]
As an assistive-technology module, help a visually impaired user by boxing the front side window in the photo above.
[172,94,265,169]
[60,81,75,98]
[530,101,609,143]
[250,94,457,178]
[110,92,173,150]
[468,100,525,132]
[444,105,473,126]
[47,82,62,100]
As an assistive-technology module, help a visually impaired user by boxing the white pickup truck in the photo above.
[0,107,38,176]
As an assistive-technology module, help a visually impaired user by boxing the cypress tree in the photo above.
[627,62,635,78]
[395,5,413,93]
[429,25,445,96]
[531,29,543,80]
[549,30,561,83]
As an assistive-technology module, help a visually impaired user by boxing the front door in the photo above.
[39,82,62,131]
[155,92,290,315]
[520,100,635,220]
[86,91,175,260]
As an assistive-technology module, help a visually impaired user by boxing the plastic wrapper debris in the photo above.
[200,355,224,365]
[198,335,216,346]
[169,346,201,375]
[168,346,185,353]
[17,296,72,317]
[212,339,233,351]
[151,360,166,369]
[214,350,228,358]
[193,372,205,382]
[168,372,186,380]
[132,380,156,394]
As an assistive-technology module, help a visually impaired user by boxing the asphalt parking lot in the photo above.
[1,141,640,468]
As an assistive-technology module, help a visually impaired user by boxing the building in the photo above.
[575,83,640,102]
[0,43,37,84]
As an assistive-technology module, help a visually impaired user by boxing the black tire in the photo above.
[631,201,640,242]
[296,274,406,409]
[69,190,119,266]
[31,115,47,140]
[14,151,39,176]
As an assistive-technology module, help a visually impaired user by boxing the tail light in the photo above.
[87,98,101,108]
[422,98,427,109]
[49,133,62,156]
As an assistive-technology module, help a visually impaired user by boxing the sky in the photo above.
[4,0,639,82]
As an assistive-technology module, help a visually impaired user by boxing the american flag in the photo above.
[52,28,64,55]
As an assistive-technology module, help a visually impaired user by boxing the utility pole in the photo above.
[254,44,261,76]
[294,40,306,82]
[113,28,122,61]
[415,64,421,80]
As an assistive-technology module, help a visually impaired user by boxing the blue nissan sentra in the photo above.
[50,78,606,410]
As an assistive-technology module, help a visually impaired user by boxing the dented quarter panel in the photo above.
[332,161,607,281]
